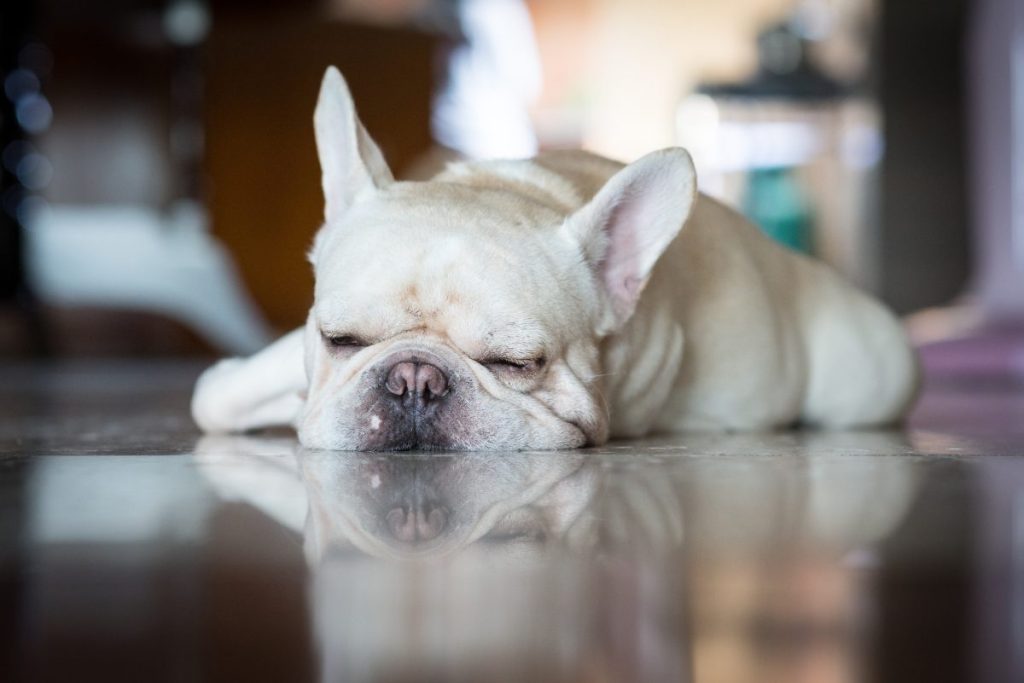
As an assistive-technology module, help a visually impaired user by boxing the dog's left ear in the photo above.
[562,148,697,328]
[314,66,394,225]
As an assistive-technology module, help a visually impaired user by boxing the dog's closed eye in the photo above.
[322,332,368,350]
[483,357,546,374]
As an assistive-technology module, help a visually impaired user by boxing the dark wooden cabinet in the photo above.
[204,14,438,330]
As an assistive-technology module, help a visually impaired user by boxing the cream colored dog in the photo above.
[191,66,918,450]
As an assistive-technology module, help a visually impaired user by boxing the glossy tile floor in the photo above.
[1,355,1023,683]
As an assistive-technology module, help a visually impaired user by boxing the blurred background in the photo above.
[0,0,1020,359]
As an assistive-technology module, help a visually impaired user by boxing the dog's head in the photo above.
[299,67,698,450]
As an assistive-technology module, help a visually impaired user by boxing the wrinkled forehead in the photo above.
[312,190,583,350]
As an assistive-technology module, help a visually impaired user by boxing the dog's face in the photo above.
[301,182,606,450]
[299,68,697,450]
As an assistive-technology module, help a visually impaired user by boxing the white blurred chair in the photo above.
[25,201,274,355]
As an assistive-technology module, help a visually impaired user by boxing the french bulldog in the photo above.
[194,433,919,683]
[191,66,919,450]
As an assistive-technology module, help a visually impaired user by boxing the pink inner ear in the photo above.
[576,147,696,325]
[605,272,645,319]
[620,275,643,299]
[601,196,648,316]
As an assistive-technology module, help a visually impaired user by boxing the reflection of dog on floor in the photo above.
[194,432,920,683]
[192,67,919,450]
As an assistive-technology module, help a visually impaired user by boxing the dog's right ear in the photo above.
[314,66,393,224]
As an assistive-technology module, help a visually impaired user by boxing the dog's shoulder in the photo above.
[432,151,624,215]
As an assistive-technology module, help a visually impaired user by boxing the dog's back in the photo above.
[437,150,919,432]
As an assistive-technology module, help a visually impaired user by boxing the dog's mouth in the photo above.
[369,418,461,452]
[354,383,474,451]
[381,414,459,452]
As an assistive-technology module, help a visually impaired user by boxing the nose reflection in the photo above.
[385,501,448,543]
[194,431,925,683]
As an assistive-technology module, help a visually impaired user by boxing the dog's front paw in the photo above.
[191,358,246,433]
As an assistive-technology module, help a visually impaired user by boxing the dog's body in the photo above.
[192,67,918,450]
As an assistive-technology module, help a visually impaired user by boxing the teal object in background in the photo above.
[741,167,814,254]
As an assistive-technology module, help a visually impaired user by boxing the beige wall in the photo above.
[529,0,875,162]
[530,0,794,160]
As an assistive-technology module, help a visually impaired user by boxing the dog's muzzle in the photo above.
[356,347,468,450]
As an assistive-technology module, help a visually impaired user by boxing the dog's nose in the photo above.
[385,361,449,405]
[385,503,449,543]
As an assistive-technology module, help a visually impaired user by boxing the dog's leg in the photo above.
[799,269,920,428]
[191,328,307,433]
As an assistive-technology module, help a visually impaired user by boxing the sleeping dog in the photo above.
[191,67,918,450]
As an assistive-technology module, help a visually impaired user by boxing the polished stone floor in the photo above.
[1,358,1023,682]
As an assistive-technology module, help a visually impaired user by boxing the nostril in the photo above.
[417,504,448,541]
[385,506,416,543]
[415,364,448,399]
[386,362,417,396]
